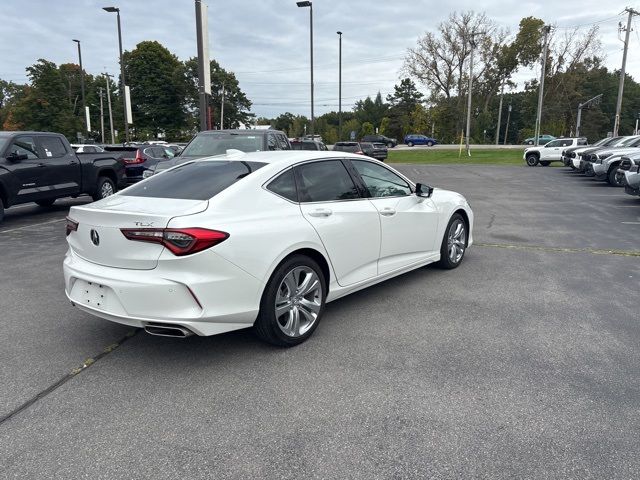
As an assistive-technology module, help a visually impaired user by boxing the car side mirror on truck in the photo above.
[415,183,434,198]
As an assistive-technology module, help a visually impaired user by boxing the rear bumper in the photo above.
[63,248,263,336]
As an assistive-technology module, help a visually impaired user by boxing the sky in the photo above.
[2,0,638,119]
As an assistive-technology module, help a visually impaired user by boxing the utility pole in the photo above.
[495,80,505,145]
[465,31,484,156]
[613,8,639,136]
[72,39,87,135]
[99,87,105,144]
[534,25,551,147]
[220,83,225,129]
[195,0,211,131]
[503,104,512,145]
[337,31,342,141]
[105,74,115,144]
[576,94,602,138]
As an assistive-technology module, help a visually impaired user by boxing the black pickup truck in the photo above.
[0,131,126,222]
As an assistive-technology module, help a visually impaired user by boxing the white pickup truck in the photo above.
[524,137,588,166]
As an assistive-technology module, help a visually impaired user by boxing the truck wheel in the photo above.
[526,155,539,167]
[35,199,55,207]
[540,161,551,167]
[387,142,394,148]
[608,167,623,186]
[93,177,116,201]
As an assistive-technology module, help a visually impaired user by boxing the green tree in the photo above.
[361,122,374,136]
[123,41,185,140]
[385,78,424,140]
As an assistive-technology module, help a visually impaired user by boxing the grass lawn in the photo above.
[387,148,524,165]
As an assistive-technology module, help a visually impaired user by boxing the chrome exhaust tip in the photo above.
[144,323,194,338]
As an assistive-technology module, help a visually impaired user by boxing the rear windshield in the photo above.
[181,133,264,157]
[333,144,359,153]
[122,160,266,200]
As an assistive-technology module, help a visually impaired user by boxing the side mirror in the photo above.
[7,152,28,162]
[415,183,434,198]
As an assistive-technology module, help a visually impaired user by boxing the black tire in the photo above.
[0,197,4,224]
[540,161,551,167]
[407,141,414,147]
[608,167,622,186]
[437,213,468,269]
[427,141,434,147]
[92,176,116,201]
[254,254,327,347]
[525,155,539,167]
[527,140,534,145]
[387,142,394,148]
[35,199,55,207]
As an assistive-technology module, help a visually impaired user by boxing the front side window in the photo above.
[267,168,298,202]
[351,160,411,198]
[9,136,40,159]
[545,140,562,148]
[296,160,359,202]
[123,160,266,200]
[276,134,290,150]
[39,136,68,158]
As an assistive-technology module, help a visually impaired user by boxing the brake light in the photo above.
[123,149,145,164]
[120,227,229,256]
[66,217,79,236]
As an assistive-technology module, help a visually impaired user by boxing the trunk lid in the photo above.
[67,195,208,270]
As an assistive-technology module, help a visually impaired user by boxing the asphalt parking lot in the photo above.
[1,165,639,479]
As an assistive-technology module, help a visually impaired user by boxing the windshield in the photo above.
[181,133,264,157]
[123,160,266,200]
[619,136,639,146]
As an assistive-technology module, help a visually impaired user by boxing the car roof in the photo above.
[198,129,286,136]
[191,150,366,167]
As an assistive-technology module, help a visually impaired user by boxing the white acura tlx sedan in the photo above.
[64,151,473,346]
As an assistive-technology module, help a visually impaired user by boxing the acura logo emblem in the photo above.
[90,229,100,246]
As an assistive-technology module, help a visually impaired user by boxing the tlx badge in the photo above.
[134,222,154,227]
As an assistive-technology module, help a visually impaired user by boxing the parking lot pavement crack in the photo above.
[486,214,496,229]
[476,242,640,258]
[0,329,139,427]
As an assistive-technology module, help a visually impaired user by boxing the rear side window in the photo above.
[296,160,360,202]
[39,136,67,158]
[267,169,298,202]
[123,160,266,200]
[276,134,290,150]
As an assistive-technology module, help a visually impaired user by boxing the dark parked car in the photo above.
[361,134,397,148]
[0,131,126,222]
[371,142,388,161]
[290,140,328,151]
[104,145,177,184]
[151,129,291,176]
[333,142,365,154]
[404,134,438,147]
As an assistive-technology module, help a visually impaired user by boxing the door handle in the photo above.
[379,208,396,216]
[308,208,333,217]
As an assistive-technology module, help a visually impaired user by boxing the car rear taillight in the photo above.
[66,217,79,236]
[123,149,145,164]
[120,228,229,256]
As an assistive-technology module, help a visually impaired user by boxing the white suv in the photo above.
[524,138,587,167]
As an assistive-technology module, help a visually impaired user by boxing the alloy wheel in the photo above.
[274,266,322,338]
[101,181,114,198]
[447,219,466,264]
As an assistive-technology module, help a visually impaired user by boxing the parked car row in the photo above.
[560,135,640,197]
[523,137,588,166]
[333,142,388,161]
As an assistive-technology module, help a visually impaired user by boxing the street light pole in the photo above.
[72,39,87,135]
[534,25,551,147]
[105,74,115,144]
[337,31,342,141]
[103,6,130,143]
[297,1,314,137]
[220,83,225,129]
[503,104,512,145]
[99,87,105,144]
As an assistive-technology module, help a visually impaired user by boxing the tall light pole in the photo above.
[220,83,225,129]
[534,25,551,147]
[503,104,512,145]
[576,94,602,138]
[495,80,504,145]
[104,74,115,144]
[464,32,483,156]
[337,31,342,141]
[103,6,130,143]
[72,39,88,135]
[99,87,105,144]
[297,1,314,137]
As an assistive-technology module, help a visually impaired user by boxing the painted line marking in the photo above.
[621,222,640,225]
[0,218,65,234]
